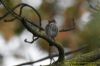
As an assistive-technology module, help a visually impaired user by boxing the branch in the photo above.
[4,3,42,28]
[66,49,100,65]
[15,45,87,66]
[3,3,42,43]
[0,2,20,20]
[0,1,43,30]
[24,36,39,43]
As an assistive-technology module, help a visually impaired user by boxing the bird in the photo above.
[45,19,58,41]
[45,19,58,64]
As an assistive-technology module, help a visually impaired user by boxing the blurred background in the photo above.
[0,0,100,66]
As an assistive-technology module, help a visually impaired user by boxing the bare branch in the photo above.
[15,45,87,66]
[0,2,21,20]
[3,3,41,43]
[24,36,39,44]
[4,4,24,22]
[4,3,42,28]
[0,1,43,30]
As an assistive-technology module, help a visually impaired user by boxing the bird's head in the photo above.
[48,19,56,24]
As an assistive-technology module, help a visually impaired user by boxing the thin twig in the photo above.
[24,36,39,43]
